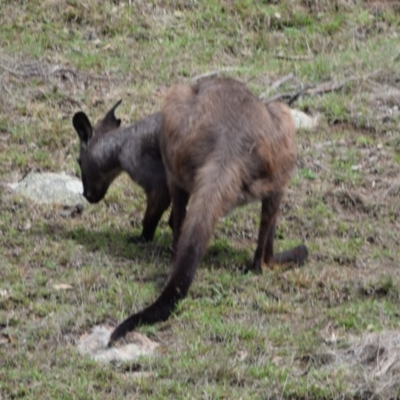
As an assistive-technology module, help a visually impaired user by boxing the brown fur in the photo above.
[110,78,308,344]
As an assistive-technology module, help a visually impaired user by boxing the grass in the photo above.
[1,0,400,399]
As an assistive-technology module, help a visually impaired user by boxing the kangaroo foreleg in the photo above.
[129,189,171,243]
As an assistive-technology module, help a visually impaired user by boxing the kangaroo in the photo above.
[110,78,308,344]
[72,101,171,243]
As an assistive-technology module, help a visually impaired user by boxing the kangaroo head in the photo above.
[72,100,122,204]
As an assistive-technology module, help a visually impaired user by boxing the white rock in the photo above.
[77,325,159,364]
[8,172,86,206]
[290,109,319,130]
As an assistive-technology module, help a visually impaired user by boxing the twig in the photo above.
[262,92,295,104]
[49,67,115,82]
[262,70,381,105]
[305,79,354,96]
[0,62,25,77]
[0,61,118,82]
[47,65,78,78]
[191,67,237,84]
[274,53,313,61]
[259,72,295,99]
[1,81,14,99]
[286,86,313,105]
[304,69,381,96]
[262,85,312,106]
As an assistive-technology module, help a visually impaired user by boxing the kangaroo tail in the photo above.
[109,162,239,344]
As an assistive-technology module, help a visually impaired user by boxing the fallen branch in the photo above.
[286,86,314,105]
[304,69,381,97]
[263,85,312,105]
[259,72,295,99]
[262,70,381,105]
[305,79,355,96]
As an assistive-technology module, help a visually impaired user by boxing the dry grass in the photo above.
[1,1,400,399]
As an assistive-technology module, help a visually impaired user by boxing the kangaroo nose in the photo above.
[84,191,94,202]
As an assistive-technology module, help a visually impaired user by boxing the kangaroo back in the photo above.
[110,78,308,343]
[162,79,296,199]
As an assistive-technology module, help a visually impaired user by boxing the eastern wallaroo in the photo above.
[72,101,171,243]
[109,77,308,344]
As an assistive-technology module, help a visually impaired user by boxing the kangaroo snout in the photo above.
[83,191,98,204]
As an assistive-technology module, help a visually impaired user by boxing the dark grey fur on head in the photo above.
[72,102,171,242]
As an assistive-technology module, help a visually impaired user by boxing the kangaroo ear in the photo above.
[97,100,122,133]
[73,112,93,144]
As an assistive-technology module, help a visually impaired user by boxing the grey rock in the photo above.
[8,172,86,206]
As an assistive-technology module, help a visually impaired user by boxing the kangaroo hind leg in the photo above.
[250,192,283,273]
[262,201,308,267]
